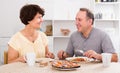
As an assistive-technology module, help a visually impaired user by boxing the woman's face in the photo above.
[28,13,43,29]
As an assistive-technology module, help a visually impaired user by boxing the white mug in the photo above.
[117,52,120,62]
[25,52,36,66]
[102,53,112,67]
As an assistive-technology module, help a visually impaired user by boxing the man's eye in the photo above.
[76,18,81,21]
[78,19,81,21]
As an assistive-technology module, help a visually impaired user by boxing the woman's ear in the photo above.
[28,21,30,24]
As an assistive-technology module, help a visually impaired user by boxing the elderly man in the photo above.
[57,8,117,62]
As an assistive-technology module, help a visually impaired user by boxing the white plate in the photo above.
[87,58,101,63]
[66,57,101,63]
[51,60,80,71]
[52,64,80,71]
[52,66,80,71]
[35,58,53,63]
[66,57,88,62]
[66,57,87,60]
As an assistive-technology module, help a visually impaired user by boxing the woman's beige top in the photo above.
[8,31,48,58]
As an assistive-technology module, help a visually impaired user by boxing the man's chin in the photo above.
[77,29,81,32]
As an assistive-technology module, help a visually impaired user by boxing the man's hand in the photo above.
[57,50,68,60]
[84,50,102,60]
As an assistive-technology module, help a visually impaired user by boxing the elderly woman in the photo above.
[8,4,54,63]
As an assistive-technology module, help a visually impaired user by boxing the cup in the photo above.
[117,52,120,62]
[102,53,112,67]
[26,52,36,66]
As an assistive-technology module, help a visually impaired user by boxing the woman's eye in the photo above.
[38,16,42,19]
[38,16,41,19]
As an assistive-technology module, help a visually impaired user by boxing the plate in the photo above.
[51,60,80,71]
[66,57,88,63]
[52,65,80,71]
[35,58,53,63]
[87,58,101,63]
[66,57,101,63]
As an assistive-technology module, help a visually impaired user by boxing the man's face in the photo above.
[75,11,91,33]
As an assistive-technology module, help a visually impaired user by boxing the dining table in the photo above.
[0,59,120,73]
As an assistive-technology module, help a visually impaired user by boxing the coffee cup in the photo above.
[102,53,112,67]
[25,52,36,66]
[117,52,120,62]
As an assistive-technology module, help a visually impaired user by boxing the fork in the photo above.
[75,50,84,55]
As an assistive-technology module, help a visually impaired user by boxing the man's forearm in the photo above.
[111,53,118,62]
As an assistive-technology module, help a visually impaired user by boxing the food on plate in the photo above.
[36,58,53,63]
[39,61,48,67]
[71,57,86,62]
[66,57,88,63]
[51,60,80,69]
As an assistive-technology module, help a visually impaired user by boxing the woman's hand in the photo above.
[8,46,26,63]
[8,56,26,63]
[15,56,26,63]
[45,52,55,59]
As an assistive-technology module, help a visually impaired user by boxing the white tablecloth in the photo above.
[0,62,120,73]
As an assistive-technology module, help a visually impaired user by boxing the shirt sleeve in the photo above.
[65,35,74,57]
[101,34,116,53]
[8,33,20,51]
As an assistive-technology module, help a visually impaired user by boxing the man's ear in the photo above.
[88,19,92,25]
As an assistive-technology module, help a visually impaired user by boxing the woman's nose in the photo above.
[40,18,43,22]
